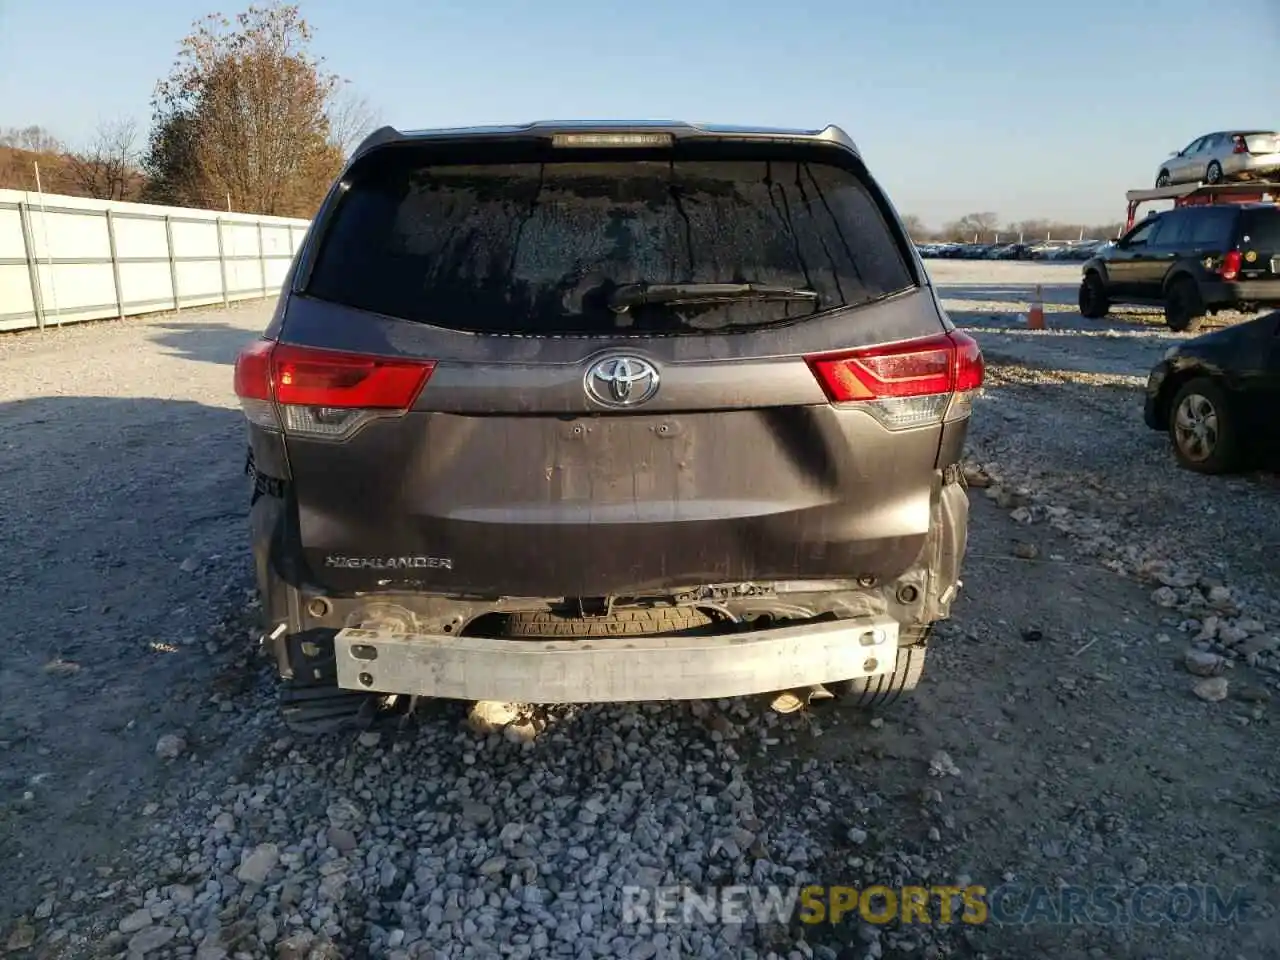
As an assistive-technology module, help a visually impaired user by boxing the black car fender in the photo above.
[1161,265,1199,295]
[1155,354,1248,426]
[1080,257,1109,286]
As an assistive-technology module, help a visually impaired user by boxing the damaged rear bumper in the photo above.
[332,614,900,703]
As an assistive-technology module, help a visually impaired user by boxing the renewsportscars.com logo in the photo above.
[620,883,1251,927]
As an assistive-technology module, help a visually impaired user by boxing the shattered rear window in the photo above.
[305,157,916,335]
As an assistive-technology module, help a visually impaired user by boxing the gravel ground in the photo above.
[1,267,1278,960]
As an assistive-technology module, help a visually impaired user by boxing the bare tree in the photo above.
[327,84,380,158]
[1011,218,1051,240]
[952,211,1000,241]
[0,125,64,153]
[68,119,141,201]
[899,213,928,241]
[145,2,346,217]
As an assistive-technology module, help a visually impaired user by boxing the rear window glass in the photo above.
[305,156,916,335]
[1187,208,1237,247]
[1240,209,1280,249]
[1150,211,1191,246]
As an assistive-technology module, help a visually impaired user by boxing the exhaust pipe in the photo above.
[770,684,834,715]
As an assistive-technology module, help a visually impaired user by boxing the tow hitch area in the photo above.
[333,615,900,704]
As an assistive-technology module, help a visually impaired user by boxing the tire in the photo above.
[1156,170,1171,188]
[1078,272,1110,319]
[500,606,716,638]
[1164,278,1205,333]
[830,623,931,709]
[1206,161,1223,185]
[1168,377,1241,474]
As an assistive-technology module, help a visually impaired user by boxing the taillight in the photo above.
[1220,250,1242,281]
[232,339,435,440]
[1232,135,1248,155]
[805,331,984,430]
[270,344,435,408]
[233,340,279,430]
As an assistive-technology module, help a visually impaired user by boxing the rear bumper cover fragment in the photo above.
[1144,360,1170,430]
[333,615,900,703]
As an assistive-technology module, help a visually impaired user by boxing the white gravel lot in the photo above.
[1,266,1278,960]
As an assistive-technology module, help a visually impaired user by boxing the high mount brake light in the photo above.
[551,132,674,148]
[805,331,984,430]
[233,340,435,439]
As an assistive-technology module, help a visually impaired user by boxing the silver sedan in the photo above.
[1154,131,1280,187]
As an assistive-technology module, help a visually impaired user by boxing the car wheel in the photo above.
[1164,279,1205,333]
[1205,161,1223,184]
[1168,377,1240,474]
[1078,272,1110,319]
[1156,170,1171,187]
[830,623,930,709]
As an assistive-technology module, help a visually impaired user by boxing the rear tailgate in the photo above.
[266,138,964,598]
[1239,208,1280,277]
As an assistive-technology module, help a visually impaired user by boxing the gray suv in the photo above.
[232,121,983,733]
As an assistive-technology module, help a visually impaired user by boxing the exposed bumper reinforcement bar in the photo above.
[333,615,900,703]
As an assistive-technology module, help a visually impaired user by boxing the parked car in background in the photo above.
[1155,131,1280,187]
[914,239,1114,262]
[982,243,1033,260]
[1144,310,1280,473]
[1078,202,1280,331]
[233,120,982,733]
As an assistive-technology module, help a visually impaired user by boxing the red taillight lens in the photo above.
[270,344,435,409]
[233,339,274,401]
[811,338,953,402]
[950,330,985,392]
[1220,250,1242,280]
[232,340,435,409]
[805,331,984,430]
[233,339,436,439]
[1232,136,1248,154]
[807,332,983,402]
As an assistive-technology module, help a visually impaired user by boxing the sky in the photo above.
[1,0,1278,225]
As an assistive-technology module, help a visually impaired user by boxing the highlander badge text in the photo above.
[324,555,453,571]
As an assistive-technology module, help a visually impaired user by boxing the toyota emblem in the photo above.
[584,355,660,408]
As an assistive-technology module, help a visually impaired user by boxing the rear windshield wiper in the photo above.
[608,281,820,313]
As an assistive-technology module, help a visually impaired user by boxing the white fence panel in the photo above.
[171,220,219,258]
[223,223,261,258]
[0,208,25,259]
[0,266,35,331]
[118,262,174,311]
[0,188,311,332]
[112,216,169,259]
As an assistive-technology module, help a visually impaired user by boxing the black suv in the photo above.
[1078,203,1280,332]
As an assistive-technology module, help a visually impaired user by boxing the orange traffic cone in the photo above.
[1026,284,1045,330]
